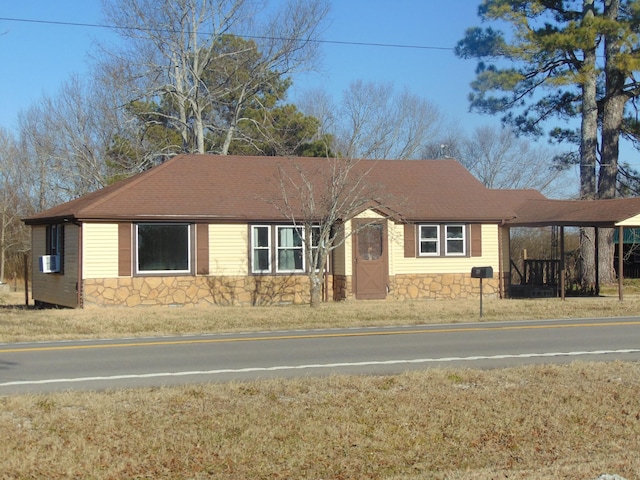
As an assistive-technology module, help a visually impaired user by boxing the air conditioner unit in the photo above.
[39,255,60,274]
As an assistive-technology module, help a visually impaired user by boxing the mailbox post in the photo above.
[471,266,493,318]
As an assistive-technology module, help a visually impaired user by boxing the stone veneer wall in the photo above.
[331,275,352,301]
[83,275,344,307]
[389,273,498,300]
[82,273,495,307]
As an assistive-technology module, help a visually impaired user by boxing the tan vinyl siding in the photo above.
[331,224,347,276]
[210,224,249,275]
[343,221,353,276]
[31,224,80,308]
[355,209,384,219]
[390,223,500,274]
[83,223,119,279]
[616,214,640,226]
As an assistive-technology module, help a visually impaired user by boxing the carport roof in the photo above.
[506,197,640,228]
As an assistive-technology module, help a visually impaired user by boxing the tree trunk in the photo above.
[578,0,598,289]
[579,227,597,292]
[194,110,206,154]
[221,124,235,156]
[598,0,624,284]
[308,244,329,307]
[309,273,323,307]
[173,59,191,152]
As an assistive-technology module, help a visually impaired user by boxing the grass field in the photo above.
[2,288,640,343]
[1,288,639,478]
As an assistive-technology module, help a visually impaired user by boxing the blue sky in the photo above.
[1,0,636,187]
[0,1,489,132]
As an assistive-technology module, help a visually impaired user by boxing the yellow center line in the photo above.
[2,320,640,354]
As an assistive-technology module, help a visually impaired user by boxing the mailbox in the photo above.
[471,266,493,279]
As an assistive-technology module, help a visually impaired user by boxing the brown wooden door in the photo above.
[353,219,388,299]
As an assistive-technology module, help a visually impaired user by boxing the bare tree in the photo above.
[101,0,329,154]
[295,88,337,142]
[333,81,442,159]
[17,74,127,204]
[459,126,565,196]
[0,128,31,283]
[273,157,387,307]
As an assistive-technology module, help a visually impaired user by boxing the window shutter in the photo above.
[196,224,209,275]
[118,223,132,276]
[471,224,482,257]
[404,224,416,258]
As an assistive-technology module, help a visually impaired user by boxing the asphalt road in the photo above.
[1,317,640,394]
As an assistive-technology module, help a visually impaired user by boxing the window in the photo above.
[277,226,304,272]
[136,223,191,274]
[416,224,467,257]
[445,225,465,255]
[44,224,64,273]
[251,224,324,274]
[46,224,64,256]
[419,225,439,256]
[251,225,271,273]
[310,225,323,271]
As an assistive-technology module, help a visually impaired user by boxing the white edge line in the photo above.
[2,349,639,387]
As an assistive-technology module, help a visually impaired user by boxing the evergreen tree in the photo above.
[456,0,640,286]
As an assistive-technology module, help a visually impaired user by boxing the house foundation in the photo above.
[82,273,495,307]
[390,273,498,300]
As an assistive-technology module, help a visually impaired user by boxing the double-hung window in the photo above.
[445,225,465,255]
[44,224,64,273]
[419,225,439,256]
[136,223,191,274]
[417,224,467,257]
[251,224,323,274]
[46,224,64,256]
[277,226,304,272]
[309,225,322,271]
[251,225,271,273]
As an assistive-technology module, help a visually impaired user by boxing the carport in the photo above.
[505,197,640,301]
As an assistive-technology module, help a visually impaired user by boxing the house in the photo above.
[22,154,546,308]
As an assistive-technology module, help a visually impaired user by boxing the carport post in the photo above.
[619,226,624,302]
[560,227,565,300]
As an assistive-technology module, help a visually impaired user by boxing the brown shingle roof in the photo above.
[23,154,534,225]
[506,197,640,227]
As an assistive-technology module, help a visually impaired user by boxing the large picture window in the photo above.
[136,223,191,274]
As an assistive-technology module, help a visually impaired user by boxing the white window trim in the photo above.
[445,224,466,256]
[418,224,440,256]
[309,225,324,272]
[251,225,272,274]
[250,224,325,274]
[135,223,192,275]
[276,225,305,273]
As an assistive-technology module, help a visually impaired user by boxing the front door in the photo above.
[353,219,388,300]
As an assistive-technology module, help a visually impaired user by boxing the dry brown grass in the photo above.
[1,289,639,478]
[1,362,638,479]
[2,288,640,343]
